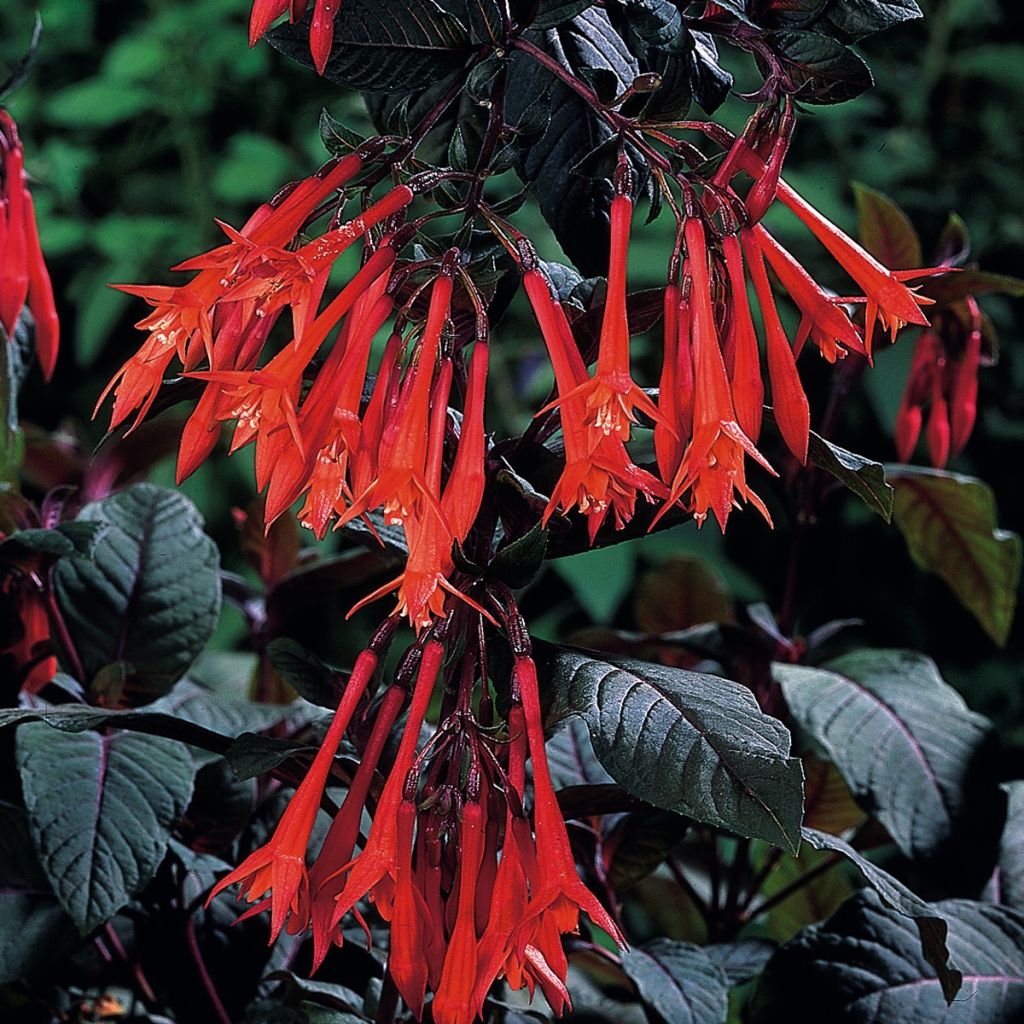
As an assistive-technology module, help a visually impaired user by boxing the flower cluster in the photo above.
[98,144,490,632]
[209,611,621,1024]
[1,109,58,378]
[896,295,982,468]
[98,101,946,1022]
[515,109,937,535]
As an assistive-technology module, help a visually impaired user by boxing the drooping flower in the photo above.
[538,187,663,447]
[720,235,765,443]
[755,225,866,364]
[741,227,810,464]
[656,217,775,531]
[207,623,395,940]
[248,0,341,76]
[895,297,983,468]
[514,656,624,947]
[0,567,56,696]
[724,133,936,357]
[432,798,486,1024]
[524,268,664,540]
[1,110,59,379]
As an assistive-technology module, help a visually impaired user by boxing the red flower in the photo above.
[538,190,664,447]
[524,269,664,540]
[756,226,866,363]
[328,638,445,928]
[384,799,433,1016]
[741,228,810,464]
[515,656,623,947]
[774,179,933,356]
[895,298,983,468]
[656,218,775,531]
[1,110,59,380]
[307,683,406,967]
[248,0,340,76]
[432,799,486,1024]
[720,235,765,443]
[0,569,56,696]
[207,639,388,940]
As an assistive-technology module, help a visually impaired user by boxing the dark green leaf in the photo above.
[987,782,1024,910]
[824,0,923,42]
[53,484,221,695]
[802,827,958,994]
[807,430,893,520]
[889,469,1022,646]
[545,717,613,788]
[920,268,1024,306]
[605,810,690,889]
[268,0,472,93]
[777,650,1006,885]
[318,108,366,156]
[618,0,686,50]
[750,891,1024,1021]
[507,10,645,275]
[267,638,337,708]
[853,181,923,270]
[703,940,776,986]
[0,678,304,756]
[0,801,78,983]
[465,0,504,43]
[768,30,873,104]
[622,939,730,1024]
[0,521,107,563]
[490,525,549,588]
[16,724,195,933]
[531,0,598,29]
[226,733,318,782]
[687,31,732,114]
[542,645,804,852]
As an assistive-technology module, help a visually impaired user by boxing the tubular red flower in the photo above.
[524,269,664,539]
[741,228,810,464]
[342,268,454,533]
[432,800,486,1024]
[756,226,866,363]
[950,298,982,457]
[721,235,765,442]
[310,0,340,75]
[442,340,489,543]
[307,684,406,968]
[329,638,445,928]
[773,179,933,353]
[537,195,664,446]
[207,644,384,941]
[515,656,624,947]
[385,800,432,1016]
[655,218,774,531]
[1,111,59,379]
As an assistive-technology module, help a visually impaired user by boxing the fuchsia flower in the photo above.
[1,110,59,379]
[248,0,341,75]
[100,102,959,1024]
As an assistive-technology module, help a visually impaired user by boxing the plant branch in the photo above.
[185,914,232,1024]
[742,853,844,922]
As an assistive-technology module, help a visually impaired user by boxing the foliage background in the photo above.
[1,0,1021,750]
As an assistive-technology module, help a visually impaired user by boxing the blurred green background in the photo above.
[1,1,1021,752]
